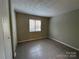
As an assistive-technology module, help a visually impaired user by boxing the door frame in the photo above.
[8,0,14,58]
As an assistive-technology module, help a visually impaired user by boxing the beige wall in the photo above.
[49,9,79,50]
[16,12,50,42]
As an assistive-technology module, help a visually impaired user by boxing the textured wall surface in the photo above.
[16,12,50,42]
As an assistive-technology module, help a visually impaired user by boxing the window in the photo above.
[29,19,41,32]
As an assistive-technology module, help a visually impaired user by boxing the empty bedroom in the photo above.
[10,0,79,59]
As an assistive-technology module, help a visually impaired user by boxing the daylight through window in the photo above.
[29,19,41,32]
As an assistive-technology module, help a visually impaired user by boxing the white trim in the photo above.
[14,52,16,57]
[18,37,47,43]
[50,37,79,51]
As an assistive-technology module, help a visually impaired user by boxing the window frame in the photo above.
[29,19,42,32]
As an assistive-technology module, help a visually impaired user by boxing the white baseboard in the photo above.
[18,37,47,43]
[50,37,79,51]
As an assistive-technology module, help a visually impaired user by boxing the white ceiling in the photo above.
[12,0,79,17]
